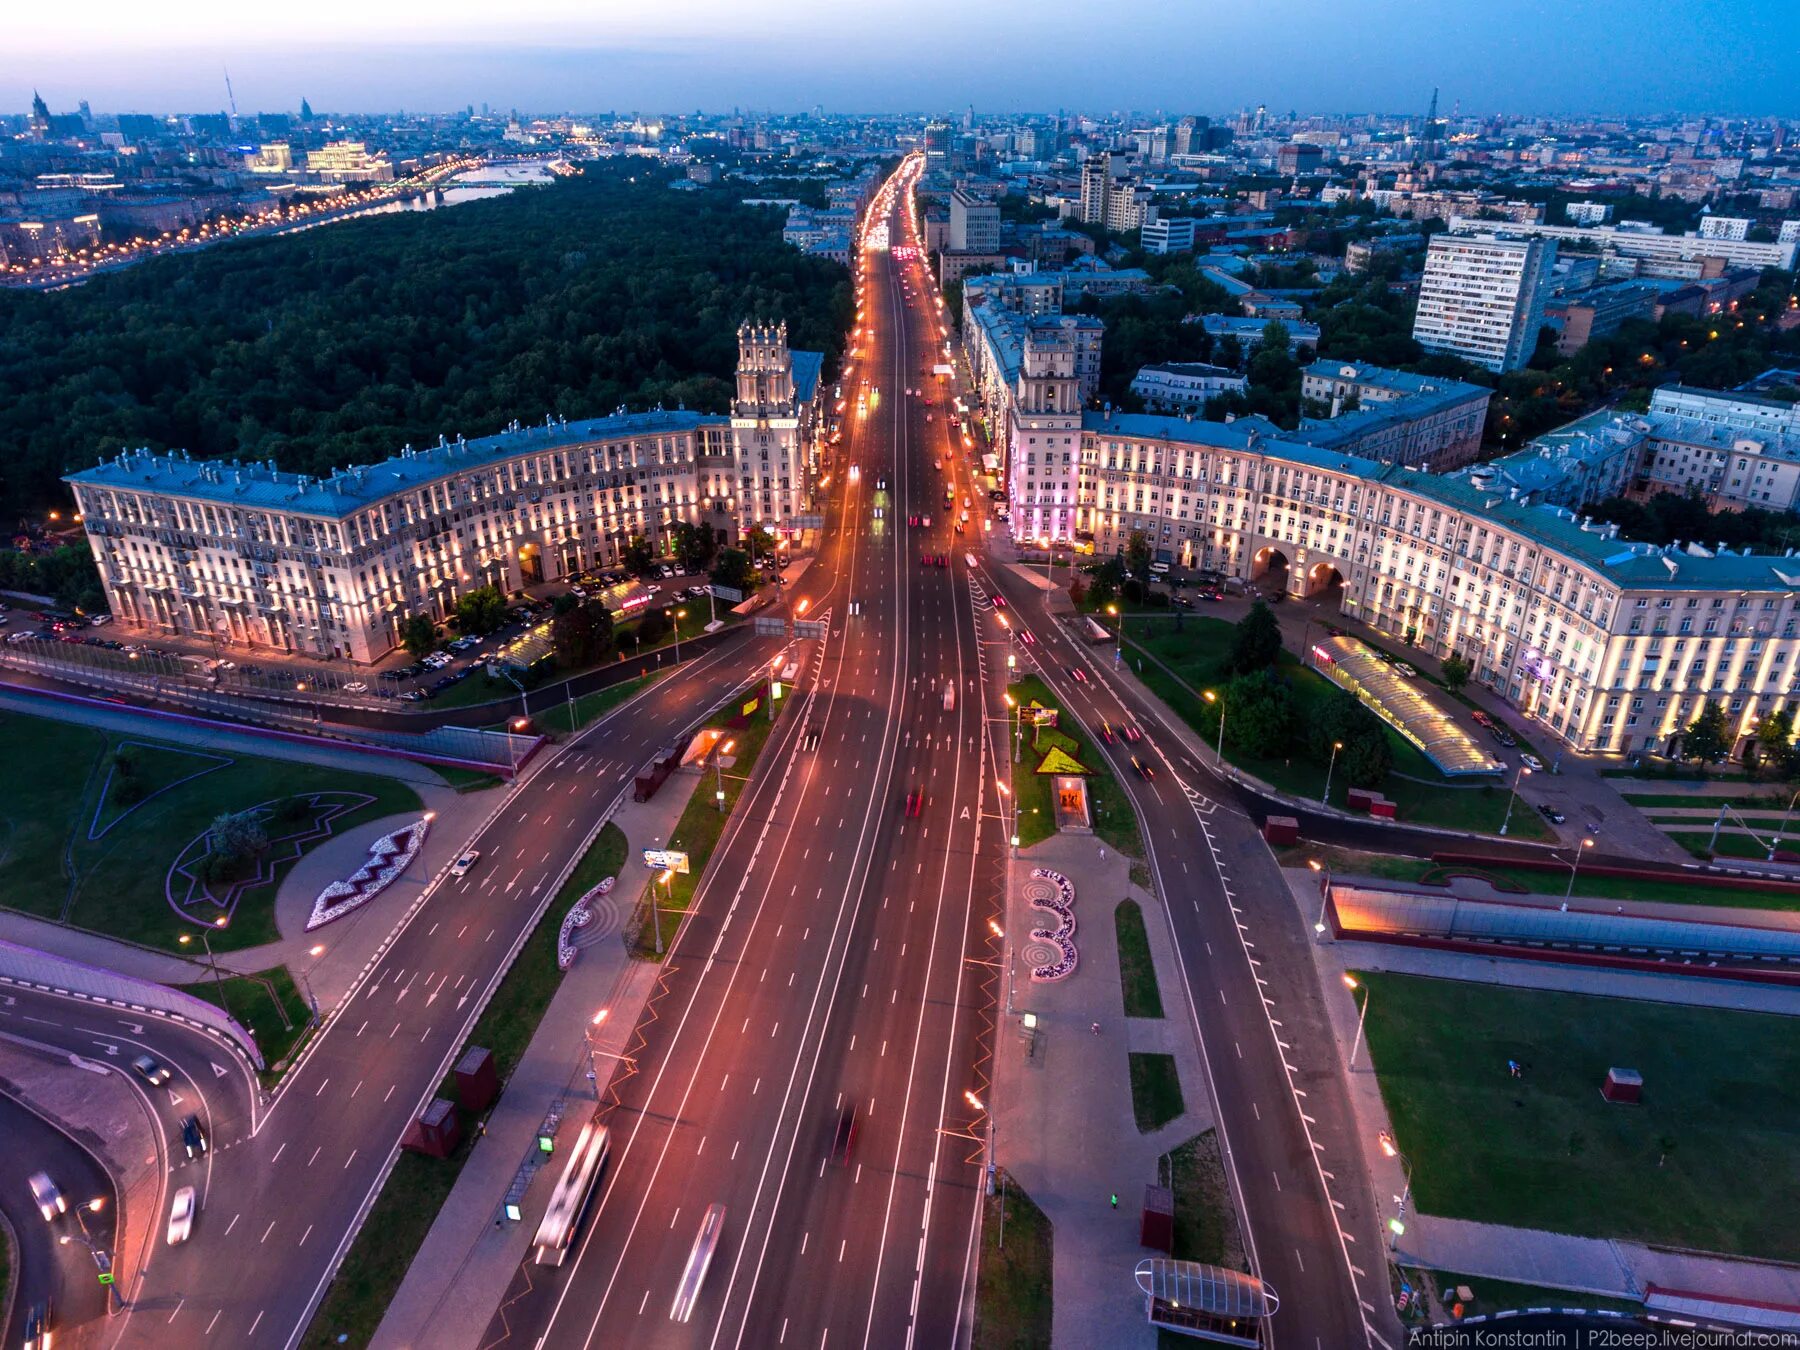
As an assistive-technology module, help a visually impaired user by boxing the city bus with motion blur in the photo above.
[669,1203,727,1323]
[532,1121,610,1266]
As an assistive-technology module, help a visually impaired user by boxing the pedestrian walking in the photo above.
[1091,1021,1101,1036]
[1110,1193,1118,1210]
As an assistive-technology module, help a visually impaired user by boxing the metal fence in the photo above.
[0,936,263,1068]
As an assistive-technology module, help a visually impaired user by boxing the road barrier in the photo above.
[0,936,263,1068]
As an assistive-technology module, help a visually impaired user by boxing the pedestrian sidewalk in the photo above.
[0,910,206,985]
[372,777,690,1350]
[992,830,1219,1350]
[1282,863,1800,1313]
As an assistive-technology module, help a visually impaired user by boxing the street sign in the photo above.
[753,616,788,638]
[793,619,827,640]
[711,584,745,603]
[643,848,692,874]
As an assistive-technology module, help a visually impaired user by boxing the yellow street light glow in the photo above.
[1342,973,1359,990]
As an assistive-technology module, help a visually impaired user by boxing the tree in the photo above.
[1440,654,1470,693]
[399,613,438,660]
[711,548,754,593]
[454,584,507,636]
[208,809,268,866]
[637,606,672,644]
[1227,601,1283,675]
[1086,555,1125,608]
[1755,708,1794,777]
[1224,672,1295,758]
[1306,693,1392,789]
[1067,576,1088,608]
[1124,531,1153,583]
[1682,700,1731,770]
[624,536,658,577]
[551,598,615,668]
[672,520,718,573]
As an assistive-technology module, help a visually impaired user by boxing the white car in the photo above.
[28,1172,65,1221]
[1520,753,1544,772]
[450,851,481,878]
[167,1185,195,1245]
[345,681,368,694]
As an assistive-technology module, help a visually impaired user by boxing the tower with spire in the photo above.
[730,319,824,535]
[29,90,51,138]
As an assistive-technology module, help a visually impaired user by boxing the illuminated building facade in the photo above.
[66,324,822,663]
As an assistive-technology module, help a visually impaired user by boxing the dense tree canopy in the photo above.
[0,162,851,521]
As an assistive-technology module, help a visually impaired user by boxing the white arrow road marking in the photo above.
[92,1040,119,1056]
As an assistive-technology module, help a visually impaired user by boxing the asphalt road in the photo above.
[0,1090,117,1350]
[40,623,787,1349]
[484,159,1001,1350]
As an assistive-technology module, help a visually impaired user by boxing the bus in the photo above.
[532,1121,610,1266]
[669,1203,727,1323]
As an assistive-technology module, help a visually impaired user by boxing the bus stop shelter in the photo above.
[1134,1259,1278,1346]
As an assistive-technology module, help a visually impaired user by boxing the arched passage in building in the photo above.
[517,542,544,587]
[1251,545,1289,596]
[1303,560,1344,603]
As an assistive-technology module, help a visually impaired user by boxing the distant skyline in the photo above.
[8,0,1798,120]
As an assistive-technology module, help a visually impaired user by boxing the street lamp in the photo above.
[1377,1130,1414,1250]
[1108,603,1123,663]
[715,738,735,812]
[1562,836,1595,904]
[1322,740,1344,805]
[179,916,233,1022]
[1004,692,1022,763]
[1344,972,1370,1070]
[1202,689,1226,769]
[673,608,688,664]
[1308,859,1333,936]
[1498,762,1531,836]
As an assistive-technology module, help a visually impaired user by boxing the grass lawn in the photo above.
[1357,971,1800,1260]
[0,710,422,952]
[1129,1052,1185,1134]
[1161,1130,1245,1271]
[1114,901,1163,1019]
[1005,675,1144,858]
[972,1169,1053,1350]
[427,763,505,793]
[1124,623,1551,840]
[1420,1268,1642,1318]
[534,673,661,737]
[179,966,314,1080]
[301,820,628,1349]
[1623,791,1794,810]
[629,699,784,958]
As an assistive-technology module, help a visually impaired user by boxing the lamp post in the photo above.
[1344,972,1370,1070]
[715,738,735,812]
[1378,1130,1413,1251]
[1322,739,1344,805]
[1562,836,1595,904]
[1769,788,1800,861]
[179,916,233,1023]
[1498,762,1531,836]
[1005,693,1022,764]
[1309,859,1333,937]
[1203,689,1226,769]
[673,608,688,664]
[1038,535,1052,589]
[1108,603,1124,663]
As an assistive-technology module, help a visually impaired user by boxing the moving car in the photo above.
[1069,666,1088,684]
[1122,723,1143,744]
[450,851,481,878]
[1131,755,1156,780]
[22,1300,51,1350]
[904,789,923,818]
[1099,721,1115,743]
[830,1104,859,1166]
[167,1185,196,1245]
[27,1172,65,1221]
[131,1054,172,1087]
[1521,753,1544,772]
[181,1114,208,1158]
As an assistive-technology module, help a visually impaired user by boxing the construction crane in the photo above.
[224,68,238,121]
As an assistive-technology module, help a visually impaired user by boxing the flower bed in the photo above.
[558,876,616,970]
[306,817,430,931]
[1025,866,1078,982]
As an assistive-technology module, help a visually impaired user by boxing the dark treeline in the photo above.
[0,162,852,521]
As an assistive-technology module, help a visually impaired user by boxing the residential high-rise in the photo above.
[1413,232,1556,373]
[948,188,1000,253]
[1078,151,1112,226]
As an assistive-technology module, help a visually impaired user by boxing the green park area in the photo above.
[303,821,627,1349]
[1004,674,1144,859]
[180,966,315,1080]
[0,711,421,952]
[1112,609,1549,839]
[1357,971,1800,1260]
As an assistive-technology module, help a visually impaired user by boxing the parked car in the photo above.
[1538,804,1566,825]
[1520,753,1544,772]
[344,681,368,694]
